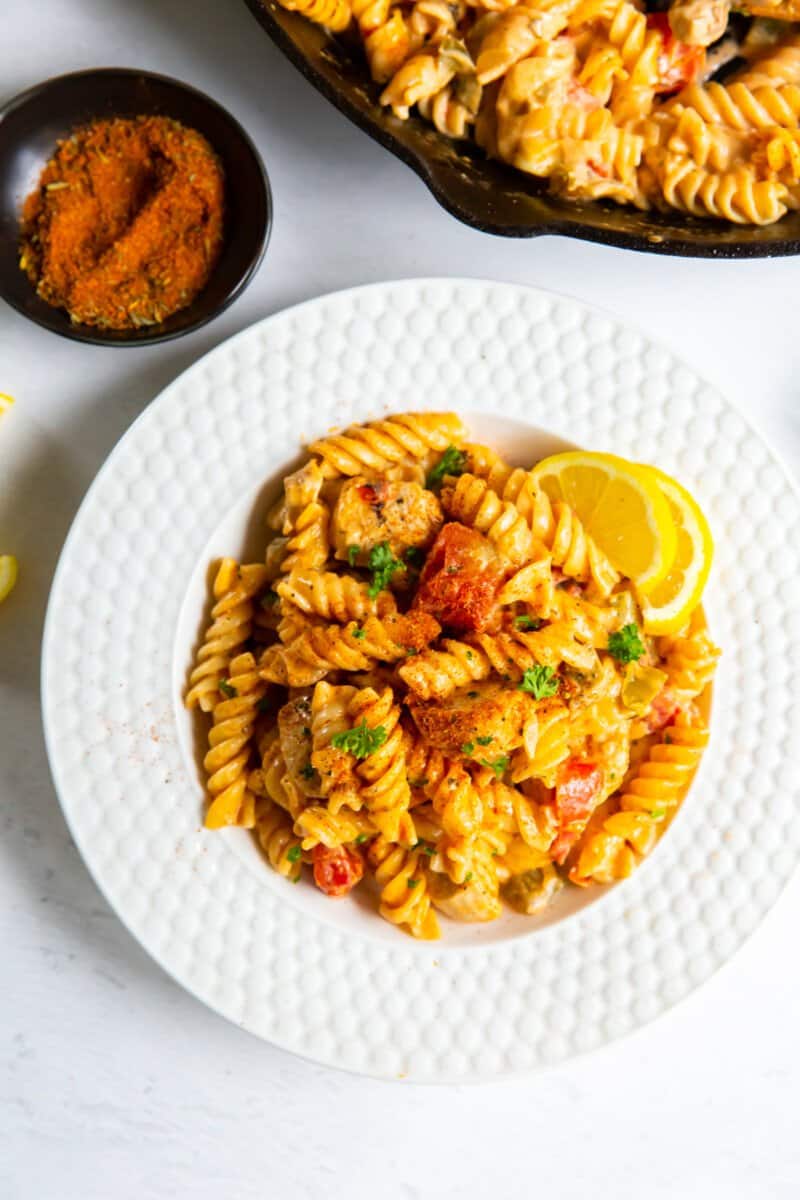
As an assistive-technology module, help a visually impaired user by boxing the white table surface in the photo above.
[2,1,799,1197]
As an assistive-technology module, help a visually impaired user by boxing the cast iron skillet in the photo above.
[0,69,272,346]
[243,0,800,257]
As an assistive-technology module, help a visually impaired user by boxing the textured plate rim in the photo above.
[41,278,800,1082]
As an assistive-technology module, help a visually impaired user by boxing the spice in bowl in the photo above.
[19,115,225,331]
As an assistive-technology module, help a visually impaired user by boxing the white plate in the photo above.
[43,279,800,1081]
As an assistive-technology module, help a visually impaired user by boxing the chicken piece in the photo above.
[277,693,319,796]
[408,680,535,759]
[414,521,507,633]
[331,476,442,564]
[428,871,502,922]
[668,0,730,46]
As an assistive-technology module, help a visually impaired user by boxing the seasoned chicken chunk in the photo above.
[331,476,442,564]
[408,680,535,759]
[414,522,507,633]
[277,693,319,796]
[668,0,729,46]
[428,872,502,922]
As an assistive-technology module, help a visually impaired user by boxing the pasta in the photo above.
[185,412,719,939]
[272,0,800,226]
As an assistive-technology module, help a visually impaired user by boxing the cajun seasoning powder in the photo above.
[20,116,225,330]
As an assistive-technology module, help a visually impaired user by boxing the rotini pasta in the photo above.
[271,0,800,226]
[187,412,719,938]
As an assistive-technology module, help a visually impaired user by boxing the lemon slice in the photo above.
[637,467,713,635]
[530,452,677,592]
[0,555,18,604]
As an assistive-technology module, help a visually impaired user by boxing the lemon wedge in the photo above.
[0,555,18,604]
[530,451,677,593]
[637,467,713,635]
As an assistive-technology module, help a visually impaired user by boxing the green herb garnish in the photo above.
[352,626,366,640]
[259,589,278,610]
[330,719,387,759]
[514,614,543,631]
[464,872,473,883]
[287,845,302,863]
[518,665,559,699]
[480,756,509,779]
[218,679,237,698]
[347,544,360,566]
[354,833,369,844]
[651,806,667,820]
[607,623,646,664]
[407,878,420,889]
[367,541,403,597]
[300,762,315,780]
[426,444,468,490]
[461,741,475,754]
[476,735,493,746]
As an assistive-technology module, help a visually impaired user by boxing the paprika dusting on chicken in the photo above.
[19,115,224,330]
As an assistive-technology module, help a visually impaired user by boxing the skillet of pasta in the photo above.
[270,0,800,227]
[185,412,719,939]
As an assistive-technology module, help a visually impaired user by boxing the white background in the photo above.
[1,1,798,1197]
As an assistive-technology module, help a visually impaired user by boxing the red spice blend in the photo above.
[20,115,225,330]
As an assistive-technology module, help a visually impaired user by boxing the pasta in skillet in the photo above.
[185,412,719,940]
[272,0,800,226]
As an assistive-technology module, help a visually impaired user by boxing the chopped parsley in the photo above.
[426,444,468,490]
[514,614,543,631]
[330,719,387,759]
[287,845,302,863]
[407,878,420,889]
[367,541,403,597]
[300,762,315,780]
[416,843,435,857]
[405,646,418,656]
[218,679,237,698]
[518,665,559,699]
[476,735,494,746]
[464,872,473,883]
[607,623,646,664]
[351,626,366,640]
[410,776,429,789]
[354,833,369,844]
[259,589,278,610]
[480,756,509,779]
[651,806,667,820]
[461,741,475,754]
[347,544,360,567]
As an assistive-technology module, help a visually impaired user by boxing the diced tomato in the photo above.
[647,13,705,94]
[414,522,506,633]
[356,481,387,506]
[550,759,604,864]
[312,844,364,897]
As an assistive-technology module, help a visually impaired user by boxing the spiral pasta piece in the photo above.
[659,627,721,703]
[618,719,709,813]
[256,799,304,881]
[279,499,330,574]
[736,33,800,89]
[308,412,466,478]
[294,804,375,850]
[441,473,539,566]
[658,160,788,224]
[671,82,800,132]
[348,687,413,832]
[275,569,397,623]
[263,611,440,687]
[405,730,451,799]
[475,621,599,678]
[254,726,308,821]
[431,764,483,837]
[276,0,352,31]
[185,559,269,711]
[369,836,440,939]
[203,652,266,829]
[510,697,571,784]
[398,638,492,700]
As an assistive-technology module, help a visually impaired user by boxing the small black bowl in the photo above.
[0,68,271,346]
